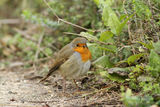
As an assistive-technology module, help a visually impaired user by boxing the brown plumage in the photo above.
[39,37,91,91]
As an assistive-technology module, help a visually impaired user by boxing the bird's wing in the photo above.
[39,43,74,82]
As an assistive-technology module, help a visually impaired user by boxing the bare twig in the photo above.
[14,28,37,42]
[151,6,160,12]
[92,56,106,65]
[34,32,45,71]
[28,57,51,64]
[79,83,117,97]
[34,32,44,63]
[123,0,132,41]
[14,27,55,57]
[43,0,97,32]
[39,47,51,57]
[95,40,113,45]
[0,19,20,25]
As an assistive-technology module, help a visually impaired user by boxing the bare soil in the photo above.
[0,67,123,107]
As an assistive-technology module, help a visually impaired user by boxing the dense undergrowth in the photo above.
[0,0,160,106]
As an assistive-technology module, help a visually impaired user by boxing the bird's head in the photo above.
[71,37,91,62]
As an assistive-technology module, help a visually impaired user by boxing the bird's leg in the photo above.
[73,79,80,91]
[62,78,66,93]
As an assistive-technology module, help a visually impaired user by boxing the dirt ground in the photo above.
[0,66,123,107]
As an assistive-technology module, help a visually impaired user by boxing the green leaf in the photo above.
[108,67,130,77]
[99,0,114,7]
[102,5,121,35]
[88,44,103,60]
[138,41,154,50]
[93,0,99,6]
[118,14,134,34]
[119,14,128,22]
[153,41,160,54]
[22,10,60,28]
[99,31,113,42]
[107,72,126,83]
[99,70,125,83]
[93,55,113,68]
[149,50,160,77]
[80,32,98,41]
[122,47,132,59]
[127,53,146,65]
[44,48,53,56]
[122,88,154,107]
[132,0,152,20]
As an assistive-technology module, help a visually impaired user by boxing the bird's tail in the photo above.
[39,65,59,83]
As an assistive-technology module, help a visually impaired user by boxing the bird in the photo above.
[39,37,92,91]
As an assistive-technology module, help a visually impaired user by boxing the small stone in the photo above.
[58,85,62,89]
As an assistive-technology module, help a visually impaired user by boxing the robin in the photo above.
[40,37,92,91]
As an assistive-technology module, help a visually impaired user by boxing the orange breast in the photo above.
[74,46,91,62]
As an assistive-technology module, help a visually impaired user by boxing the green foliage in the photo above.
[80,32,98,41]
[7,32,53,61]
[122,47,132,59]
[138,41,154,50]
[122,88,154,107]
[102,4,121,35]
[153,41,160,54]
[127,53,146,65]
[139,82,160,95]
[49,0,99,27]
[88,44,103,60]
[148,42,160,77]
[128,65,144,89]
[99,31,113,42]
[1,0,160,105]
[107,72,126,83]
[97,0,132,35]
[132,0,152,20]
[22,10,60,28]
[93,55,113,68]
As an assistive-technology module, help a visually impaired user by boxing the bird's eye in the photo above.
[77,44,80,47]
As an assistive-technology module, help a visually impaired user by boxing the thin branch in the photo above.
[43,0,97,32]
[0,19,20,25]
[39,47,50,57]
[123,0,132,41]
[33,32,45,71]
[63,32,113,45]
[151,6,160,12]
[34,32,44,63]
[14,28,37,42]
